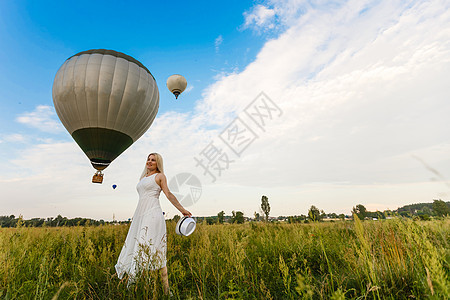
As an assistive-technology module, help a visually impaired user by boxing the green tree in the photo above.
[352,204,367,220]
[231,211,245,224]
[320,210,326,220]
[54,214,67,227]
[217,211,225,224]
[206,217,216,225]
[375,211,385,220]
[254,212,260,221]
[383,210,394,218]
[400,211,411,218]
[308,205,321,222]
[261,195,270,222]
[432,199,450,217]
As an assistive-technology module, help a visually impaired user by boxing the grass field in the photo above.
[0,217,448,299]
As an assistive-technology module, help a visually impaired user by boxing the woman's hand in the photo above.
[181,209,192,217]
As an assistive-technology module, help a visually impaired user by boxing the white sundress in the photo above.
[115,173,167,280]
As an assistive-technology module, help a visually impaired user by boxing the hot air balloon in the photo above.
[52,49,159,184]
[166,74,187,99]
[112,184,117,189]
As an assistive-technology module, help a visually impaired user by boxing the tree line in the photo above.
[0,214,129,228]
[1,198,448,228]
[177,198,450,225]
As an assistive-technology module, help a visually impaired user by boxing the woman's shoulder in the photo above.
[155,172,166,181]
[154,172,166,188]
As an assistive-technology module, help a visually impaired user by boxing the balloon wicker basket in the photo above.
[92,171,104,184]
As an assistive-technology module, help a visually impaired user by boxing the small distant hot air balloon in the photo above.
[166,74,187,99]
[112,184,117,189]
[52,49,160,184]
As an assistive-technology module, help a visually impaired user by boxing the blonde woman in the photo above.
[115,153,191,294]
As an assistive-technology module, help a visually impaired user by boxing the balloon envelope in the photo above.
[166,74,187,99]
[52,49,159,171]
[112,184,117,189]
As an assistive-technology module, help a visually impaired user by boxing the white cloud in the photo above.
[4,134,26,143]
[184,85,194,93]
[0,110,216,220]
[215,35,223,53]
[194,0,450,208]
[243,4,277,31]
[16,105,63,133]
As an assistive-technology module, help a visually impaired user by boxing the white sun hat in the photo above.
[175,216,196,236]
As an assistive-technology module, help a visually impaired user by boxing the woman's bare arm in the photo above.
[156,173,192,216]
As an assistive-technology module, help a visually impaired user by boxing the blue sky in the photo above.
[1,0,450,220]
[0,0,262,125]
[0,0,264,175]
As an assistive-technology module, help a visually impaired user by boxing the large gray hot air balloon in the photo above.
[52,49,159,183]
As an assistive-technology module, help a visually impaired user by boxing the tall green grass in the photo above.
[0,218,448,299]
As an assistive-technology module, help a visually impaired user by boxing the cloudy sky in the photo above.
[1,0,449,220]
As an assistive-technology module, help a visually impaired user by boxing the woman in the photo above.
[115,153,192,294]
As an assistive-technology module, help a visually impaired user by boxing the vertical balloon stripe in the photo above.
[52,67,70,130]
[78,55,98,151]
[135,78,159,139]
[53,65,69,130]
[97,55,115,128]
[86,54,103,155]
[85,54,102,127]
[115,61,140,132]
[73,55,90,128]
[129,72,157,139]
[107,57,129,129]
[126,67,154,137]
[117,64,144,133]
[116,63,149,132]
[61,58,81,132]
[65,57,82,132]
[97,55,116,162]
[79,54,97,149]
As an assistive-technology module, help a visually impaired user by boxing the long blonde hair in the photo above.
[139,153,164,180]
